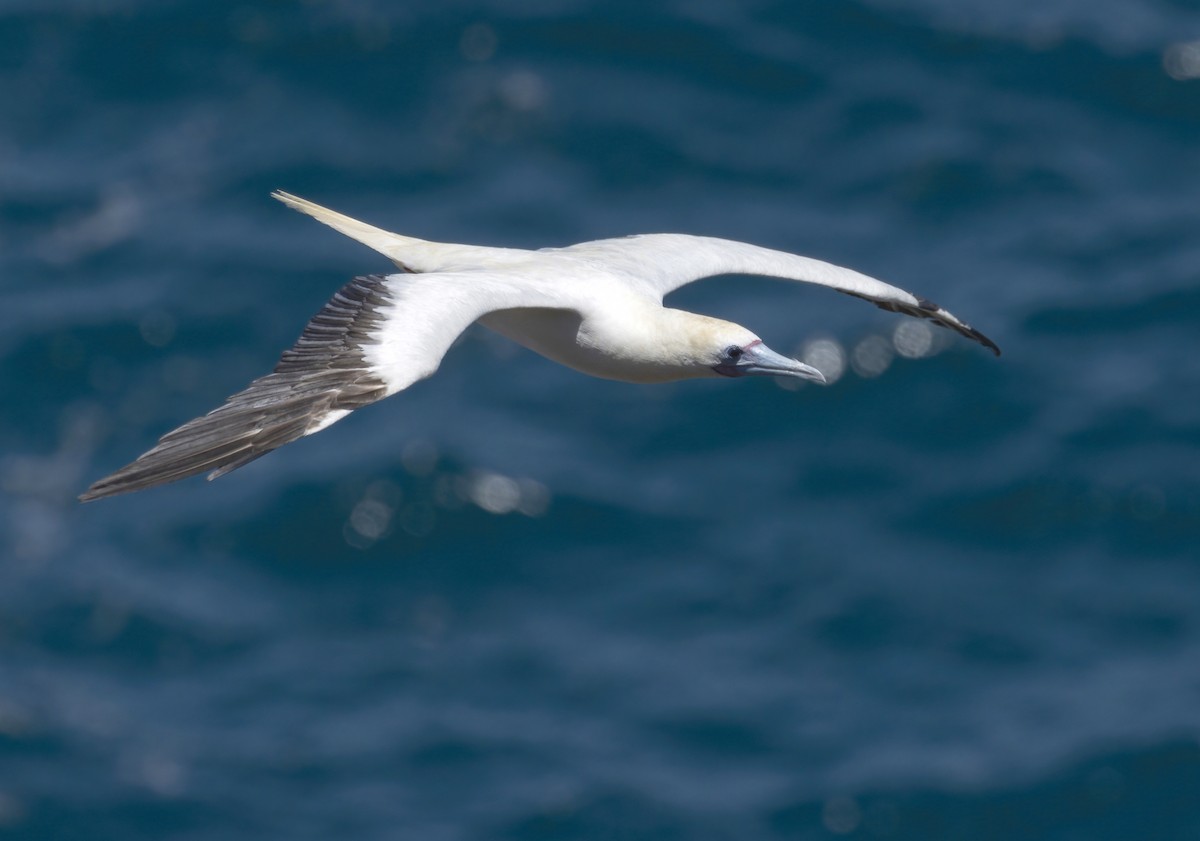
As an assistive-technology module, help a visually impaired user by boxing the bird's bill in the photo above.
[734,342,827,383]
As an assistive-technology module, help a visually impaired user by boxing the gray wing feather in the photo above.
[79,275,392,502]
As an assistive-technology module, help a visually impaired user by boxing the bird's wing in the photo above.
[80,271,576,501]
[557,234,1000,355]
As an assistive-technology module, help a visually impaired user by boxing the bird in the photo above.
[79,191,1000,502]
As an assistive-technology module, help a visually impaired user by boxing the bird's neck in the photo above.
[574,307,737,383]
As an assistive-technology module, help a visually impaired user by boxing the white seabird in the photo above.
[80,191,999,502]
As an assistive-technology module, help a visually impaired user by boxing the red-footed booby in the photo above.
[80,191,999,502]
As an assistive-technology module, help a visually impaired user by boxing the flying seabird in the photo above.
[80,191,999,502]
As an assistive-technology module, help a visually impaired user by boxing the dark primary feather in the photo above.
[847,292,1001,356]
[79,275,394,502]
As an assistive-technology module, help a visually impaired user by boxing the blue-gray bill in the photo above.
[716,342,827,383]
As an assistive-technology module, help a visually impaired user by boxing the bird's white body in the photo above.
[80,192,998,501]
[483,295,747,384]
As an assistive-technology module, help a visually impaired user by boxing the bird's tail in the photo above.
[276,190,535,275]
[272,190,439,272]
[273,190,532,274]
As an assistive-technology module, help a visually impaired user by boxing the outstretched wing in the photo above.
[557,234,1000,355]
[81,271,573,501]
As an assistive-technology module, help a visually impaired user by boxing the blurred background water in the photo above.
[3,1,1200,839]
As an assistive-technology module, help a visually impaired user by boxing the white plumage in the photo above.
[80,191,998,501]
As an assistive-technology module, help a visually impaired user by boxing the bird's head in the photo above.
[669,312,827,384]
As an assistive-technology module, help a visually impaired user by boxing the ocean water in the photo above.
[3,1,1200,839]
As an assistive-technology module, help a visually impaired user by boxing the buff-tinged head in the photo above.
[659,311,827,383]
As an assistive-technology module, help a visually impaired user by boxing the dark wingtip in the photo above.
[78,482,121,503]
[78,471,163,503]
[915,297,1002,357]
[971,328,1002,357]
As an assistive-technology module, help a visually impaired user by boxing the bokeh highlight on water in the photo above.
[2,2,1200,839]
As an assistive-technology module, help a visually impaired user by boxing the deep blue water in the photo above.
[3,2,1200,839]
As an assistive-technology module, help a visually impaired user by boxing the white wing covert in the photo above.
[558,234,1000,355]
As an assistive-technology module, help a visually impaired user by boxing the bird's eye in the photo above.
[725,345,744,360]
